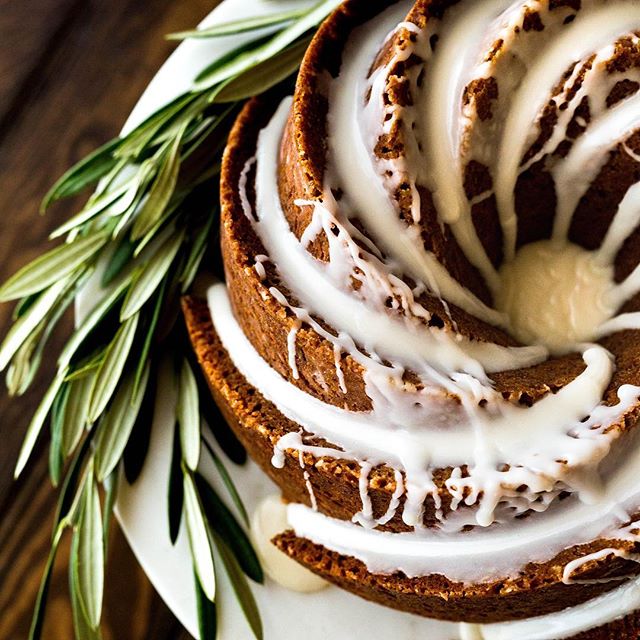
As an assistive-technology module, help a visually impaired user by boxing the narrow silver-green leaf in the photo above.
[7,274,78,396]
[202,438,249,526]
[167,8,305,39]
[62,371,95,457]
[178,360,200,471]
[214,532,263,640]
[120,228,184,321]
[58,277,131,371]
[41,137,121,211]
[75,472,104,629]
[195,0,341,90]
[0,233,105,302]
[131,123,187,241]
[14,370,67,478]
[88,312,139,423]
[49,383,69,487]
[213,38,310,103]
[0,277,70,372]
[70,521,102,640]
[184,472,216,601]
[180,217,214,293]
[48,183,131,239]
[102,470,119,549]
[194,567,217,640]
[94,364,150,481]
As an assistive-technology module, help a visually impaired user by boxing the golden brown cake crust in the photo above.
[183,294,640,625]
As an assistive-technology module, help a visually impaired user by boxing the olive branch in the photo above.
[0,2,341,638]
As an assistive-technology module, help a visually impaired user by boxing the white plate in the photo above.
[104,2,628,639]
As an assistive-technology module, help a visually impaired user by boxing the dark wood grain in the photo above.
[0,1,217,637]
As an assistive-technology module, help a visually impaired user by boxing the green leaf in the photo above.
[62,371,95,457]
[178,359,200,471]
[55,432,94,529]
[168,8,306,39]
[213,37,310,103]
[28,523,65,640]
[195,473,263,584]
[195,0,341,91]
[49,382,70,486]
[132,277,165,397]
[117,93,197,160]
[190,356,246,465]
[120,228,185,320]
[131,123,187,241]
[202,438,249,527]
[0,232,105,302]
[87,312,139,423]
[180,217,214,293]
[123,363,157,484]
[58,276,131,371]
[194,35,273,87]
[213,531,263,640]
[7,275,79,396]
[74,471,104,629]
[168,421,184,545]
[101,232,136,287]
[42,137,121,211]
[102,470,119,548]
[14,370,67,478]
[194,566,217,640]
[70,528,102,640]
[94,364,150,481]
[184,471,216,601]
[48,181,133,239]
[0,276,71,372]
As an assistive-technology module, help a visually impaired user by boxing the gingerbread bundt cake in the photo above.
[184,0,640,636]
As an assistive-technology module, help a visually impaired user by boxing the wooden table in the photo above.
[0,1,218,637]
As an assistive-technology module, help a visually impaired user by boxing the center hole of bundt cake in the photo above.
[495,240,615,353]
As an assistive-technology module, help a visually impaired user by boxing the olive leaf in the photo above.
[57,277,131,371]
[49,382,70,486]
[0,232,106,302]
[94,364,150,481]
[194,567,217,640]
[213,531,263,640]
[195,472,262,584]
[178,359,200,471]
[62,371,95,457]
[167,8,306,40]
[0,276,72,372]
[14,370,68,478]
[41,137,122,211]
[183,471,216,601]
[213,37,311,104]
[87,312,139,423]
[195,0,342,91]
[168,421,184,545]
[74,470,104,630]
[202,437,249,526]
[120,228,185,321]
[131,122,188,241]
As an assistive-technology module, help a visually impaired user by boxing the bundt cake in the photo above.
[183,0,640,636]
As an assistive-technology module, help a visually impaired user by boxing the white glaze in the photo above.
[215,0,640,634]
[251,495,328,593]
[496,240,615,352]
